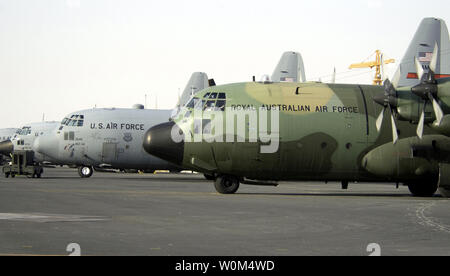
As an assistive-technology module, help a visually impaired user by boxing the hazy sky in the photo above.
[0,0,449,128]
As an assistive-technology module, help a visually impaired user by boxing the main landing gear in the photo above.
[407,181,438,197]
[214,175,240,194]
[78,166,94,178]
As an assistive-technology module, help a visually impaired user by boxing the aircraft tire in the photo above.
[214,176,239,194]
[78,166,93,178]
[407,181,438,197]
[204,173,216,180]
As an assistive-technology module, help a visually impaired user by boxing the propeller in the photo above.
[373,54,400,144]
[411,42,444,139]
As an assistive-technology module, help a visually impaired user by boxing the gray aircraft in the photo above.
[0,128,19,165]
[33,107,180,177]
[0,122,59,162]
[0,128,19,143]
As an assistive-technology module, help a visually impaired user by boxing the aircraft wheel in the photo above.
[78,166,93,178]
[5,173,9,178]
[204,173,216,180]
[11,174,15,178]
[407,181,438,197]
[214,175,240,194]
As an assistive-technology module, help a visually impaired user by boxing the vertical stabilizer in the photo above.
[395,18,450,87]
[178,72,209,108]
[271,52,306,83]
[171,72,209,118]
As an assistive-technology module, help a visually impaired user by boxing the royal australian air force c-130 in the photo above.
[143,17,450,198]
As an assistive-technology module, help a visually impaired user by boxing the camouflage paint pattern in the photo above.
[173,78,450,182]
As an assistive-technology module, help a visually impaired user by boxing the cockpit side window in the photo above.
[215,100,226,111]
[62,115,84,127]
[186,97,197,109]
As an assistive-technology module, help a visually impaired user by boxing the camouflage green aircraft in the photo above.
[143,18,450,197]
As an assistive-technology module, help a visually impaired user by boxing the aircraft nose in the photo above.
[33,135,59,159]
[143,121,185,165]
[0,140,13,156]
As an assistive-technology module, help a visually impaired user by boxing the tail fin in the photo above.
[395,17,450,87]
[171,72,210,119]
[178,72,209,108]
[271,51,306,83]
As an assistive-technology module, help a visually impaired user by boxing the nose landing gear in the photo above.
[78,166,93,178]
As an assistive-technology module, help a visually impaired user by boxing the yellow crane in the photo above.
[349,50,395,85]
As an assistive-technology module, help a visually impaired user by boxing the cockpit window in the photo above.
[185,93,227,112]
[186,97,198,109]
[195,99,206,110]
[18,127,32,136]
[203,100,216,111]
[215,100,226,111]
[61,115,84,127]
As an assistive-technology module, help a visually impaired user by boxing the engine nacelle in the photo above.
[361,135,450,181]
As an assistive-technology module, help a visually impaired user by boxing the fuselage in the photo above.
[34,108,179,171]
[144,80,450,183]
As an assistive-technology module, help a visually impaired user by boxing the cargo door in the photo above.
[102,142,118,163]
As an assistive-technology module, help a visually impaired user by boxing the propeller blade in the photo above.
[389,106,398,144]
[431,96,444,125]
[376,107,385,132]
[429,42,439,73]
[415,57,425,81]
[416,104,425,139]
[383,78,391,94]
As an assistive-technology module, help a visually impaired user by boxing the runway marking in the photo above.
[0,213,109,223]
[415,202,450,234]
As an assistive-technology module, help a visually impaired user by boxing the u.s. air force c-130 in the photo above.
[31,71,214,177]
[143,17,450,197]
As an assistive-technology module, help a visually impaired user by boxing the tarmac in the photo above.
[0,167,449,256]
